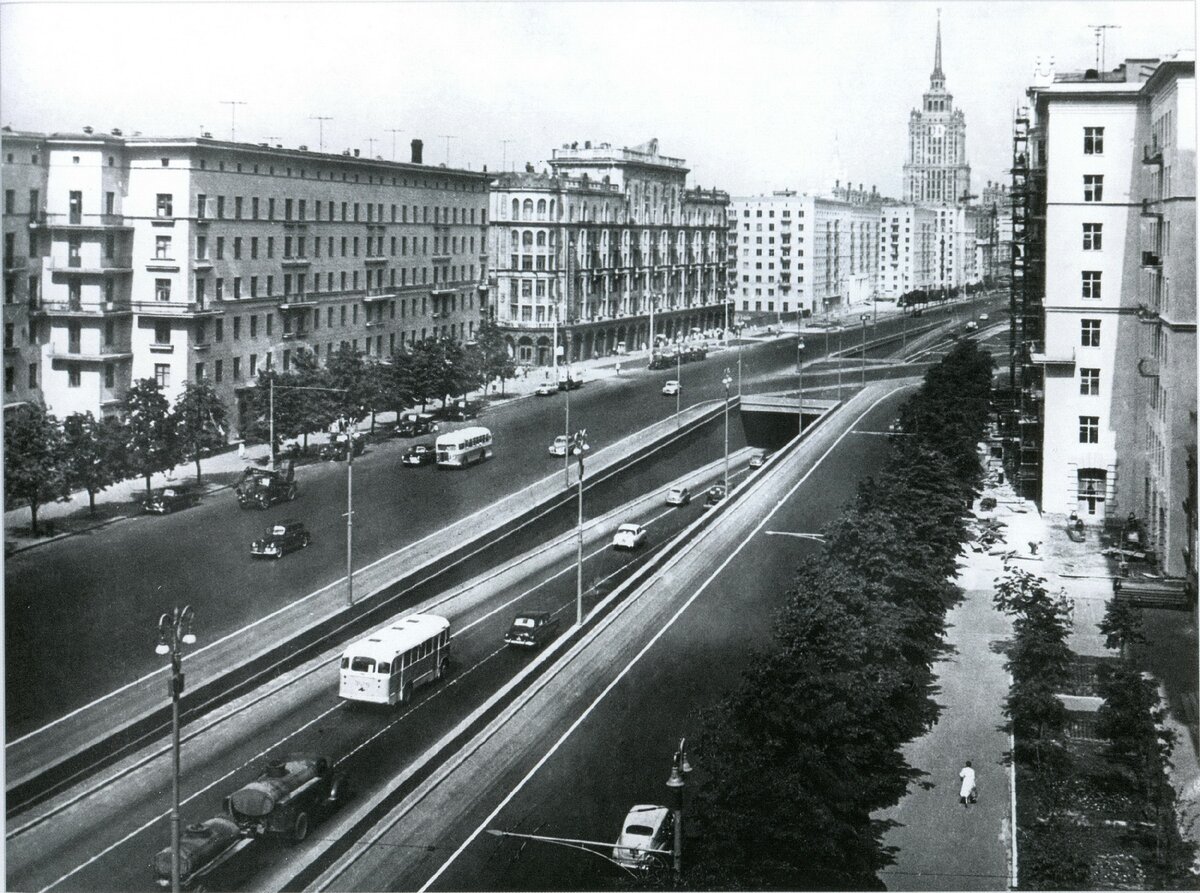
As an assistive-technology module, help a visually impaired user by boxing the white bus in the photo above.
[338,614,451,706]
[435,426,493,468]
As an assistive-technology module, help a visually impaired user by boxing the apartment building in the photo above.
[877,203,937,299]
[1027,53,1195,578]
[729,184,880,320]
[3,129,49,408]
[1,129,491,434]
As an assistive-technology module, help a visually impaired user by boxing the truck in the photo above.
[151,816,251,889]
[234,462,297,510]
[224,754,350,844]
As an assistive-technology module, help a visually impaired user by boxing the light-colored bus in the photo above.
[435,426,493,468]
[338,614,451,706]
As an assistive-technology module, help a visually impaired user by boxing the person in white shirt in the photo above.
[959,760,977,807]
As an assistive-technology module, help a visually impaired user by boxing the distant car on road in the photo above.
[979,313,989,321]
[661,380,680,396]
[549,434,569,457]
[503,611,561,648]
[965,320,979,332]
[394,413,439,438]
[224,754,350,844]
[401,443,436,467]
[557,376,583,391]
[612,523,648,550]
[704,484,726,507]
[665,486,691,506]
[235,466,297,510]
[141,484,203,515]
[534,383,557,397]
[250,520,311,559]
[319,433,365,462]
[612,804,673,871]
[748,450,771,468]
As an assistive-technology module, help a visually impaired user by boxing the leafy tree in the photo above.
[325,345,371,423]
[1098,597,1146,659]
[458,341,486,400]
[383,349,415,415]
[1021,814,1094,889]
[409,338,448,410]
[475,319,516,394]
[4,402,66,535]
[119,379,180,495]
[1096,662,1174,801]
[61,412,125,514]
[173,379,228,483]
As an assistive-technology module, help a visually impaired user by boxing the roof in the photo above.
[345,614,450,662]
[436,425,492,445]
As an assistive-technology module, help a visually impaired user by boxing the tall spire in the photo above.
[932,9,944,81]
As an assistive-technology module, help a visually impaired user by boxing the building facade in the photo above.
[488,140,729,365]
[877,203,937,298]
[902,15,971,205]
[1,129,490,434]
[1028,53,1195,579]
[3,129,48,409]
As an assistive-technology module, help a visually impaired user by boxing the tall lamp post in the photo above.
[571,429,589,626]
[860,313,870,388]
[734,323,744,396]
[665,738,693,882]
[796,337,805,435]
[156,606,197,893]
[674,347,682,428]
[722,369,732,493]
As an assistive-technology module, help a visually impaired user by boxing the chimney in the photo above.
[353,148,360,157]
[525,162,534,173]
[411,139,423,164]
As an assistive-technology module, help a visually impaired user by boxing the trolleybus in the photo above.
[338,614,451,706]
[435,426,493,468]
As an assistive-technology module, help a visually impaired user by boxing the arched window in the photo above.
[522,230,534,249]
[522,199,534,220]
[549,199,556,219]
[510,230,520,252]
[536,199,547,220]
[536,231,547,247]
[511,199,519,220]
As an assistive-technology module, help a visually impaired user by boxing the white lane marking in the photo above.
[764,531,826,541]
[416,386,909,893]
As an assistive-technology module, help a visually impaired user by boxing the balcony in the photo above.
[146,256,181,273]
[148,342,175,354]
[1029,346,1075,368]
[33,300,132,318]
[362,290,396,303]
[4,255,26,273]
[29,212,131,231]
[1141,251,1162,268]
[364,254,389,265]
[46,347,133,363]
[280,256,311,268]
[1140,199,1163,218]
[48,258,133,275]
[193,257,213,270]
[1142,144,1163,166]
[282,329,310,340]
[277,298,318,311]
[132,301,222,318]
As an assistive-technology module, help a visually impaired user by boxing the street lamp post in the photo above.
[665,738,693,882]
[675,348,682,428]
[837,325,843,402]
[734,324,744,396]
[796,337,805,435]
[156,606,197,893]
[571,430,588,626]
[860,313,870,388]
[722,369,732,493]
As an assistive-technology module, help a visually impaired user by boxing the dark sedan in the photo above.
[141,485,203,515]
[401,443,436,467]
[250,520,311,559]
[394,414,439,438]
[503,612,561,648]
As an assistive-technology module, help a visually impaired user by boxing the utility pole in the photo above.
[500,139,513,172]
[1087,24,1120,73]
[309,116,332,152]
[387,128,404,161]
[220,100,246,141]
[439,135,458,165]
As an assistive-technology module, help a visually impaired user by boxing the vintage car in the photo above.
[665,486,691,506]
[612,804,674,870]
[704,484,726,507]
[319,433,365,462]
[612,523,648,550]
[438,399,482,422]
[748,450,772,469]
[548,435,569,457]
[235,464,297,510]
[250,520,311,559]
[682,343,708,362]
[141,484,203,515]
[224,754,350,844]
[401,443,436,467]
[534,383,557,397]
[557,375,583,391]
[394,412,439,438]
[152,816,251,889]
[503,611,561,648]
[661,380,680,396]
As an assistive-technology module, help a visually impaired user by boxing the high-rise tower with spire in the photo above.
[902,11,971,204]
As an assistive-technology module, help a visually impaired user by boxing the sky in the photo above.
[1,0,1194,198]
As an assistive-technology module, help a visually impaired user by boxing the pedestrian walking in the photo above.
[959,761,977,807]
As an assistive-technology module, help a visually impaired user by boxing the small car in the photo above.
[319,433,365,461]
[141,485,203,515]
[612,804,673,870]
[394,413,439,438]
[549,435,569,457]
[557,376,583,391]
[401,443,435,467]
[612,523,648,550]
[661,380,680,396]
[665,486,691,506]
[748,450,771,468]
[251,520,311,559]
[534,384,557,397]
[979,313,989,321]
[704,484,726,507]
[503,611,561,648]
[965,320,979,332]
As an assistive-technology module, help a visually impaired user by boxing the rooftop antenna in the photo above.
[386,128,404,161]
[1087,24,1120,73]
[220,100,246,141]
[365,137,377,157]
[309,115,332,152]
[500,139,514,172]
[438,134,458,165]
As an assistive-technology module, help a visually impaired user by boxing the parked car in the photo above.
[152,816,250,890]
[503,611,561,648]
[557,375,583,391]
[682,343,708,362]
[704,484,726,507]
[401,443,436,467]
[612,523,648,550]
[665,486,691,506]
[979,312,990,321]
[251,520,311,559]
[965,320,979,332]
[319,433,365,461]
[549,434,569,457]
[534,383,557,397]
[438,399,481,422]
[612,804,673,870]
[235,465,297,510]
[224,754,350,844]
[141,484,203,515]
[661,380,680,396]
[394,413,439,438]
[748,450,771,468]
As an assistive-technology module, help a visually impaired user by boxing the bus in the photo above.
[338,613,451,706]
[435,426,493,468]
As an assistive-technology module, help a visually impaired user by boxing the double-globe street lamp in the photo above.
[156,606,197,893]
[664,737,694,882]
[796,337,805,435]
[860,313,870,389]
[570,429,589,626]
[722,368,732,494]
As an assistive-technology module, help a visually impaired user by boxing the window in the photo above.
[156,194,173,217]
[235,196,243,219]
[154,320,171,344]
[29,362,38,387]
[155,235,171,259]
[1081,271,1102,300]
[1079,415,1099,444]
[196,235,207,260]
[1081,319,1101,346]
[1080,368,1100,396]
[214,359,223,383]
[216,196,225,219]
[154,364,170,388]
[3,190,12,214]
[1082,223,1102,250]
[155,278,171,302]
[233,237,242,260]
[249,353,258,376]
[216,237,225,260]
[1083,127,1104,155]
[68,365,81,388]
[250,315,258,338]
[215,319,224,342]
[233,356,242,380]
[1083,175,1104,202]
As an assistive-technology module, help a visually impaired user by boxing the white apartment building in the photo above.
[1029,53,1195,579]
[1,129,490,434]
[877,203,937,299]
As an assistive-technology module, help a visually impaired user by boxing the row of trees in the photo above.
[897,280,990,307]
[4,378,228,535]
[683,340,996,888]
